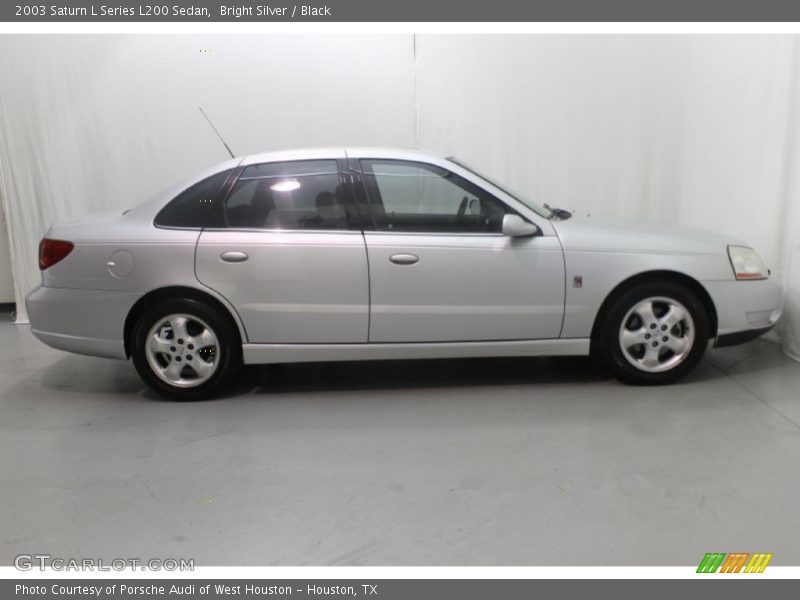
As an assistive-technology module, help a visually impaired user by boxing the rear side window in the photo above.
[154,169,233,228]
[223,160,354,230]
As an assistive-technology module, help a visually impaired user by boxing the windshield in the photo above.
[446,157,552,218]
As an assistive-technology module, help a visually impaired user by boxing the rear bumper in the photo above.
[25,285,140,360]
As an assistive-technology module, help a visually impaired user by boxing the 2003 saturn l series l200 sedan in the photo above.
[26,148,783,400]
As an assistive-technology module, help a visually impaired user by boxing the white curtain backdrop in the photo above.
[0,34,417,321]
[1,34,799,359]
[0,205,12,302]
[417,35,800,360]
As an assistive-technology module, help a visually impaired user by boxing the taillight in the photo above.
[39,238,74,270]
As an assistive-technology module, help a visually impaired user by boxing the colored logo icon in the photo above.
[697,552,773,573]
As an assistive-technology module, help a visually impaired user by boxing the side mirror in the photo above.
[502,214,539,238]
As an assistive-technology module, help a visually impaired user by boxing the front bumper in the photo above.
[715,325,776,348]
[703,277,783,347]
[25,285,141,360]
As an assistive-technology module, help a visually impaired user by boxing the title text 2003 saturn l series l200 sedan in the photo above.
[26,148,783,400]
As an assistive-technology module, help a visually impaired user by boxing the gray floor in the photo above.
[1,314,799,567]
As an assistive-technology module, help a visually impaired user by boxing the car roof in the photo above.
[240,146,439,166]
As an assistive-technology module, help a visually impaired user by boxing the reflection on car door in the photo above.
[356,159,565,343]
[195,157,370,344]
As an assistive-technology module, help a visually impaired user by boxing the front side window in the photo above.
[154,169,233,228]
[447,157,552,218]
[223,160,353,230]
[360,160,513,233]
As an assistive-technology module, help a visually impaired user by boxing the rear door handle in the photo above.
[389,253,419,265]
[220,251,249,263]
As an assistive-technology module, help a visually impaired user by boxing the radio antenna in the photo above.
[198,106,235,159]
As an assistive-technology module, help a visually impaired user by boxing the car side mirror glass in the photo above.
[502,214,539,238]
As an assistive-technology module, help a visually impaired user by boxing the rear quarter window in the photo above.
[154,169,233,228]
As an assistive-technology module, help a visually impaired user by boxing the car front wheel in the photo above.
[594,282,710,385]
[131,299,241,400]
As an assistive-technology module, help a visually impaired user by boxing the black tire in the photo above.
[593,281,710,385]
[131,298,242,400]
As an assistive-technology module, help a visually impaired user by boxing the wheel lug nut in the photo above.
[187,344,194,350]
[170,346,176,352]
[661,325,667,331]
[186,355,192,360]
[662,336,668,342]
[175,356,182,362]
[645,333,651,339]
[178,339,184,345]
[650,323,656,329]
[652,342,658,347]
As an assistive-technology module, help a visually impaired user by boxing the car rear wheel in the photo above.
[594,282,710,385]
[131,298,241,400]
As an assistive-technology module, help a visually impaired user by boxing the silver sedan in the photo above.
[26,148,783,399]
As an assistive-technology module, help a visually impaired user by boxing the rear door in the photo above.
[195,155,369,344]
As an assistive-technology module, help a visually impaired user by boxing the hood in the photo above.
[550,214,746,256]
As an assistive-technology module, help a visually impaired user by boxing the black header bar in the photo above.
[4,0,800,23]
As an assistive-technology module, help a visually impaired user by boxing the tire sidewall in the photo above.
[131,298,241,400]
[596,282,710,385]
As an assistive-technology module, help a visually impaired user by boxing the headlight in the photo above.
[728,245,769,280]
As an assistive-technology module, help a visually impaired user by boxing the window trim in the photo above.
[360,230,506,238]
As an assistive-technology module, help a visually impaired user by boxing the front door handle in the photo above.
[220,251,249,263]
[389,253,419,265]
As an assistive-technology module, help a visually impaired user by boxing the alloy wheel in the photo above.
[145,313,219,388]
[618,296,695,373]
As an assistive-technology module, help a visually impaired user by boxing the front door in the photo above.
[355,158,565,343]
